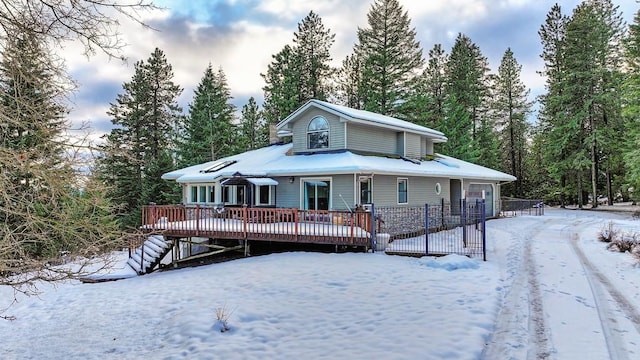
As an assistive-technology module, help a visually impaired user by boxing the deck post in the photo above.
[294,209,299,242]
[195,205,200,237]
[242,205,248,239]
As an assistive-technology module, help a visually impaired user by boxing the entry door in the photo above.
[304,180,330,210]
[359,177,372,204]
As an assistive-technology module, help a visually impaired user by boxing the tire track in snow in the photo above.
[481,219,553,360]
[570,232,640,360]
[523,235,553,360]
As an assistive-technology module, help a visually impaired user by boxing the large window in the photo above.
[303,179,331,210]
[307,117,329,149]
[189,184,215,204]
[397,178,408,204]
[222,185,246,205]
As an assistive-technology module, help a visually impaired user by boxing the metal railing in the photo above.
[139,201,487,260]
[378,200,486,260]
[500,198,545,217]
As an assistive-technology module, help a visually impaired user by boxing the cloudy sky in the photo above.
[64,0,639,140]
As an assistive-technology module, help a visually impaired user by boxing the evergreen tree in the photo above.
[178,64,236,167]
[238,97,268,151]
[97,48,182,227]
[442,33,490,162]
[0,25,122,295]
[396,45,448,127]
[262,11,335,124]
[537,4,572,206]
[262,45,303,125]
[438,95,476,161]
[560,1,624,207]
[422,44,448,129]
[294,10,335,101]
[355,0,424,117]
[335,53,364,109]
[493,48,532,197]
[622,9,640,203]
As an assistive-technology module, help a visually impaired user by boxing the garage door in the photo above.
[467,183,494,217]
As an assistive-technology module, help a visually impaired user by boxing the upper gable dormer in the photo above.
[276,100,448,158]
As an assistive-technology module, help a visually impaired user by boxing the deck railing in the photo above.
[141,205,374,247]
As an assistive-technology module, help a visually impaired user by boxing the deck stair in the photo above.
[127,234,173,274]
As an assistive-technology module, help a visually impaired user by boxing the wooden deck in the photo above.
[141,205,374,248]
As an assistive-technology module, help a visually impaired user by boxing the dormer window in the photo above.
[307,116,329,149]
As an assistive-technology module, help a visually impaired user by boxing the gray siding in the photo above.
[372,175,450,206]
[291,108,345,153]
[274,174,354,210]
[330,174,355,211]
[273,176,299,208]
[346,123,397,154]
[405,133,422,158]
[396,132,404,155]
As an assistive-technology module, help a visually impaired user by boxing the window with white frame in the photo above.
[257,185,272,205]
[302,178,331,210]
[397,178,408,204]
[359,177,372,204]
[188,184,215,204]
[307,116,329,149]
[221,185,246,205]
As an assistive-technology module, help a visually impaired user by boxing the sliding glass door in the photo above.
[303,179,331,210]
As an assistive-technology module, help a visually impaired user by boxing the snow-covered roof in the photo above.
[164,143,516,183]
[277,99,448,142]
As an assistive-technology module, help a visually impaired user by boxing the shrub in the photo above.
[214,305,235,333]
[598,221,618,243]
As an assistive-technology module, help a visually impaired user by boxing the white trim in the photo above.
[246,178,278,186]
[276,100,447,141]
[186,183,217,205]
[300,176,333,210]
[255,185,273,206]
[307,116,330,150]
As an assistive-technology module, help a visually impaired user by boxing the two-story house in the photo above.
[162,99,515,217]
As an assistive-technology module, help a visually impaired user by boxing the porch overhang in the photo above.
[221,177,279,186]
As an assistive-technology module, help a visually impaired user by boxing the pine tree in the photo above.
[238,97,268,151]
[622,9,640,203]
[97,48,182,227]
[493,48,532,197]
[442,33,490,162]
[422,44,448,129]
[0,25,122,297]
[559,1,624,207]
[178,64,236,167]
[438,95,476,161]
[537,4,572,206]
[262,11,335,124]
[355,0,424,117]
[262,45,303,125]
[294,11,335,101]
[335,53,364,109]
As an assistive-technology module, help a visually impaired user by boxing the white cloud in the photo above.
[58,0,637,140]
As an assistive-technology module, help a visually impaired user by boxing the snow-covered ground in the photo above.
[1,208,640,359]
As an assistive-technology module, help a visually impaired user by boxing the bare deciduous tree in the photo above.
[0,0,157,319]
